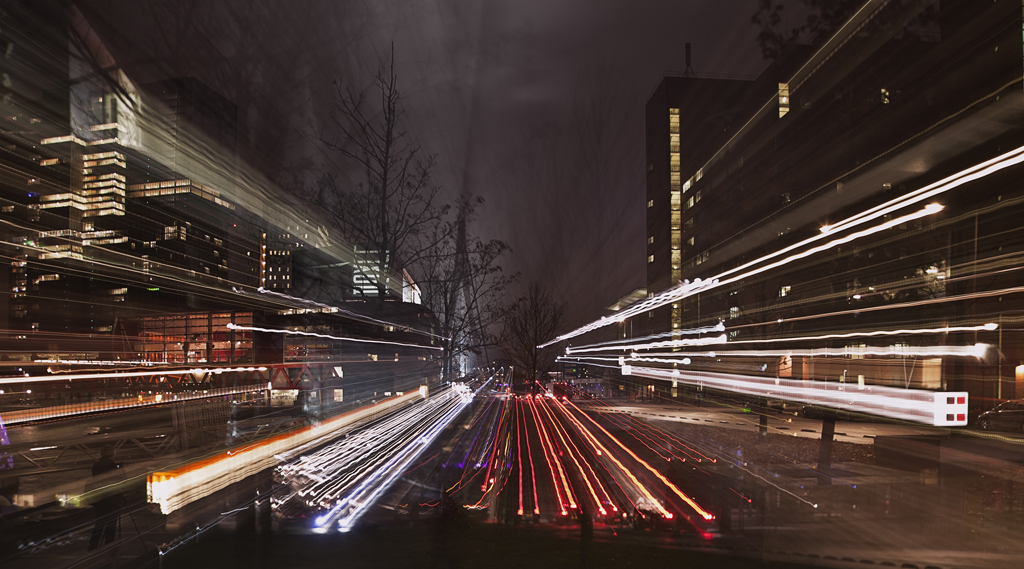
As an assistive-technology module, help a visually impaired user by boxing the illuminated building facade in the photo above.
[0,3,419,367]
[642,1,1024,406]
[644,75,751,336]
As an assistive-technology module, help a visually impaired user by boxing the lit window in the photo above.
[648,236,654,245]
[647,199,654,208]
[779,285,791,297]
[729,306,739,319]
[778,83,790,117]
[881,88,889,104]
[647,255,654,263]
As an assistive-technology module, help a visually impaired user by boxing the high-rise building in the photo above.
[644,75,752,336]
[640,0,1024,405]
[0,5,360,354]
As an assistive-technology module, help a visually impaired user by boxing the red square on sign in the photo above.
[957,414,965,422]
[957,397,965,404]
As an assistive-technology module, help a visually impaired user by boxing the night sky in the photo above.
[86,0,770,328]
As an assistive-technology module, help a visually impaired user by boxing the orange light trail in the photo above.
[563,399,715,521]
[549,397,670,518]
[480,397,509,493]
[543,398,620,511]
[577,391,716,463]
[729,487,752,503]
[523,398,540,515]
[447,396,499,493]
[527,395,574,514]
[516,398,524,516]
[632,415,717,463]
[539,398,611,516]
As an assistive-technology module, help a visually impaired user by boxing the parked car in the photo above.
[977,400,1024,432]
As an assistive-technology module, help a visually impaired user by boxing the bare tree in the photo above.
[751,0,863,60]
[414,198,514,380]
[501,281,566,386]
[313,46,449,297]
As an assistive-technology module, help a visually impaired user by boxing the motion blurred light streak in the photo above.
[332,387,472,532]
[6,366,268,386]
[278,385,472,528]
[528,396,575,514]
[516,398,525,516]
[547,139,1024,347]
[627,344,989,360]
[574,392,818,508]
[575,392,713,463]
[564,398,715,521]
[738,284,1024,331]
[523,399,541,515]
[724,323,996,345]
[821,143,1024,236]
[623,365,968,426]
[569,323,725,352]
[2,384,268,424]
[226,323,442,350]
[147,391,422,514]
[544,204,942,347]
[550,398,675,519]
[480,396,510,494]
[539,398,610,515]
[249,287,449,341]
[566,334,727,354]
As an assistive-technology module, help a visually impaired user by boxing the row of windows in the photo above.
[669,108,683,296]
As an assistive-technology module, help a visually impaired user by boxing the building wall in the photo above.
[0,7,363,360]
[645,76,751,336]
[641,0,1024,407]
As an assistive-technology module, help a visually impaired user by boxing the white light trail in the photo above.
[544,141,1024,348]
[623,365,968,427]
[724,323,996,345]
[565,323,724,353]
[3,384,269,425]
[247,287,450,341]
[627,344,990,359]
[225,323,442,351]
[2,366,268,386]
[148,392,422,514]
[543,204,942,347]
[566,334,727,355]
[738,284,1024,331]
[336,398,467,531]
[286,385,473,532]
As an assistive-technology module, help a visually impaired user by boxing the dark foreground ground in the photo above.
[162,521,814,569]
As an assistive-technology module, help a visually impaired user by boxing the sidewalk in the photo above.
[600,402,939,445]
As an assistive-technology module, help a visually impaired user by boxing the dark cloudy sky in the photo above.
[87,0,770,329]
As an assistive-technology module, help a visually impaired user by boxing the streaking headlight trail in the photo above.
[274,383,477,532]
